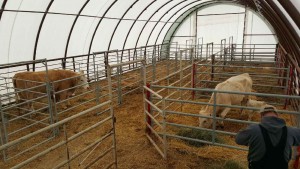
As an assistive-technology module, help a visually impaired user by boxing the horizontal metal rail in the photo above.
[197,64,288,70]
[151,85,300,99]
[54,132,113,169]
[165,133,247,151]
[0,101,111,152]
[108,59,145,69]
[151,64,192,84]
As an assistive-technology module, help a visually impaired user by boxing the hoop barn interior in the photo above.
[0,58,298,169]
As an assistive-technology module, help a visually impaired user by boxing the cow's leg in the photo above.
[219,108,231,128]
[28,93,36,118]
[59,92,68,109]
[240,95,249,116]
[66,91,74,107]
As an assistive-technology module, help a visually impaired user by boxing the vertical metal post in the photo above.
[0,100,7,161]
[61,59,66,70]
[4,78,11,104]
[275,43,279,62]
[152,46,156,82]
[26,64,30,71]
[192,63,196,100]
[284,66,291,109]
[212,91,217,144]
[175,44,178,71]
[141,60,146,88]
[157,45,160,61]
[162,98,167,159]
[72,57,76,72]
[198,37,203,60]
[143,47,146,66]
[116,51,122,105]
[92,52,97,81]
[107,65,118,169]
[231,44,235,61]
[180,50,183,111]
[221,39,226,67]
[195,11,198,60]
[44,60,58,135]
[284,66,292,109]
[104,52,109,77]
[211,54,215,80]
[146,83,152,135]
[206,43,209,60]
[128,49,131,70]
[242,5,248,61]
[63,124,71,169]
[95,65,102,110]
[166,49,170,97]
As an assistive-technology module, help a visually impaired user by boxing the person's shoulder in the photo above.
[287,126,300,132]
[248,124,260,129]
[286,126,300,137]
[243,124,260,131]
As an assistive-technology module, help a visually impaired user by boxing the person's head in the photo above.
[259,105,278,118]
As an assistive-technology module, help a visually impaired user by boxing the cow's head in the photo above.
[199,109,212,128]
[78,70,90,90]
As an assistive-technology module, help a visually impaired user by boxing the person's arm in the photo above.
[235,125,254,146]
[289,127,300,146]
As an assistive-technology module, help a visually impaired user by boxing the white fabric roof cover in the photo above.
[0,0,299,64]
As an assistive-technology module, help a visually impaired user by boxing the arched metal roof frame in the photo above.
[163,1,218,45]
[0,0,7,22]
[0,0,299,66]
[161,0,300,65]
[64,0,90,69]
[131,0,174,52]
[106,0,139,51]
[256,0,300,64]
[154,1,217,46]
[32,0,54,71]
[134,0,195,49]
[120,0,160,57]
[163,1,279,45]
[145,0,201,47]
[86,0,118,72]
[241,0,300,64]
[278,0,300,29]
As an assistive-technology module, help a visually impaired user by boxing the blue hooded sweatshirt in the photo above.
[235,116,300,162]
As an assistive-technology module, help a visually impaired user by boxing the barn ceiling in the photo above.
[0,0,299,64]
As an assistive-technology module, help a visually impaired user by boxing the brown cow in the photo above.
[13,69,89,111]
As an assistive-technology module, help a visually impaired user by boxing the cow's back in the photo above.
[13,69,79,98]
[47,70,79,91]
[226,73,252,92]
[213,82,240,106]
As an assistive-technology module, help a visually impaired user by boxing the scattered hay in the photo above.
[177,129,224,147]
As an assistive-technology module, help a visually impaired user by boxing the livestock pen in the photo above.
[0,43,195,168]
[143,43,300,168]
[0,41,299,168]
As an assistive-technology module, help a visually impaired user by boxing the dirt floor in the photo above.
[0,60,298,169]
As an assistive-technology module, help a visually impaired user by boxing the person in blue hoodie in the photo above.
[235,105,300,169]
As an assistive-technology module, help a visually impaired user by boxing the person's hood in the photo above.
[261,116,286,134]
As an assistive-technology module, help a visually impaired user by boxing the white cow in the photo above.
[199,73,253,128]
